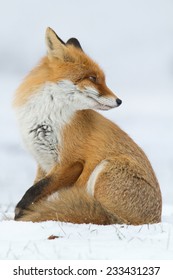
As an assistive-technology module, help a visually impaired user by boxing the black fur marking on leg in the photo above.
[14,177,50,220]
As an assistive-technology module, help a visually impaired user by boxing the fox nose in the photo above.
[116,98,122,106]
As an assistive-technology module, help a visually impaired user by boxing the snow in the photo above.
[0,220,173,260]
[0,0,173,260]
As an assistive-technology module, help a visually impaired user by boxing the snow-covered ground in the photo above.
[0,0,173,260]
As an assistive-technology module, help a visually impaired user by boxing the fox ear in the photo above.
[66,38,83,51]
[45,27,66,59]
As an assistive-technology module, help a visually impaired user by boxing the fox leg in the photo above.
[15,161,83,220]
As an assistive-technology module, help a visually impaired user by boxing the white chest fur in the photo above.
[15,82,76,173]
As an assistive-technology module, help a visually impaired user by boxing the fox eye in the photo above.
[88,76,97,83]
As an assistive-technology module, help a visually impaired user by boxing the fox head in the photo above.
[44,27,122,111]
[15,28,122,111]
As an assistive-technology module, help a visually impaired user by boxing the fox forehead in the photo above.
[48,46,105,83]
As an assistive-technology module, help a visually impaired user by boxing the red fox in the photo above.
[13,27,162,225]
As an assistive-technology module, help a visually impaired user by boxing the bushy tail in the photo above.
[17,188,121,225]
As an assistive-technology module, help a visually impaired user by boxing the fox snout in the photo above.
[99,84,122,109]
[97,86,122,110]
[94,95,122,111]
